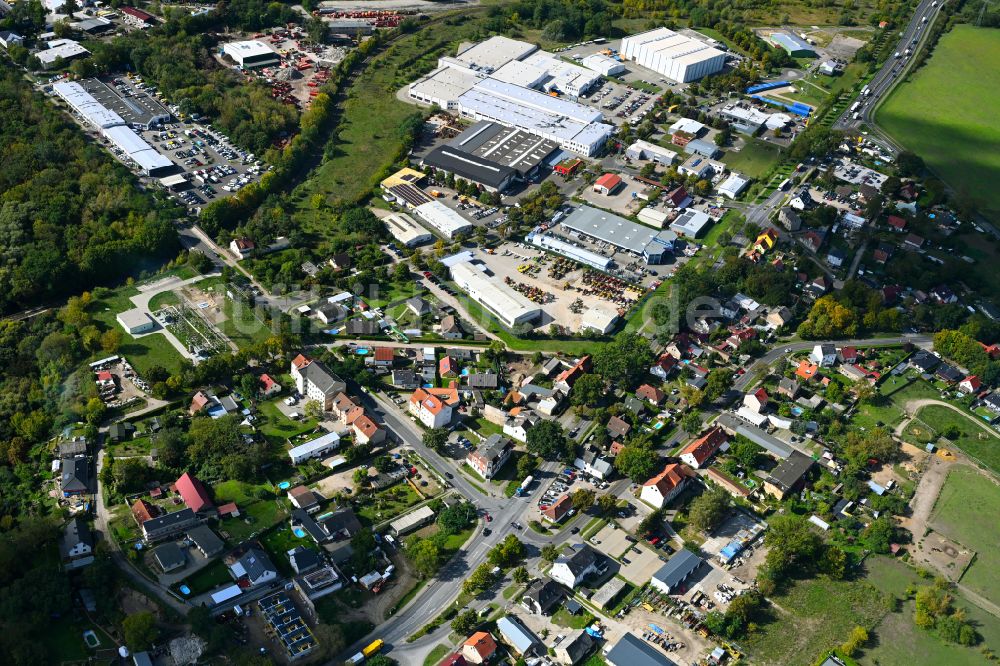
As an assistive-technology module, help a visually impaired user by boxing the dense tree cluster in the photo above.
[798,281,903,339]
[915,579,980,646]
[0,69,177,312]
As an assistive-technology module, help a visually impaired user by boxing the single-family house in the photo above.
[778,377,800,399]
[227,545,278,587]
[554,355,592,393]
[259,374,282,397]
[187,525,224,557]
[352,413,386,445]
[440,356,459,378]
[959,375,982,394]
[550,545,601,589]
[61,457,90,496]
[763,450,815,499]
[636,384,666,405]
[521,578,563,615]
[462,632,498,665]
[607,415,631,439]
[810,344,838,367]
[229,238,255,259]
[60,518,95,569]
[555,630,594,665]
[154,542,186,573]
[542,494,573,524]
[743,387,769,413]
[288,485,322,512]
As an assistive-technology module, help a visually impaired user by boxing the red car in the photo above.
[485,513,492,522]
[650,536,661,545]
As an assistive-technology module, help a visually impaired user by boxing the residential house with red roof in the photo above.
[131,499,157,526]
[189,391,211,415]
[259,374,281,398]
[554,355,592,393]
[640,464,692,508]
[743,387,769,413]
[959,375,982,394]
[542,494,573,523]
[887,215,907,231]
[462,632,498,665]
[352,413,386,445]
[679,427,728,469]
[368,347,395,368]
[439,356,459,378]
[174,472,214,514]
[636,384,666,405]
[409,387,457,428]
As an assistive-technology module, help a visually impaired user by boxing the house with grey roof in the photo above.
[521,578,563,615]
[228,545,277,587]
[555,629,594,665]
[60,518,94,569]
[496,615,542,656]
[154,542,186,573]
[187,525,224,557]
[550,545,602,589]
[650,549,702,594]
[606,632,678,666]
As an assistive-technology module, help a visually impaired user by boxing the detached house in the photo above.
[466,434,514,479]
[810,344,838,367]
[640,463,692,508]
[60,518,95,569]
[462,632,498,665]
[959,375,982,394]
[352,413,386,445]
[542,494,573,523]
[550,545,601,589]
[409,387,459,429]
[636,384,666,405]
[554,355,592,393]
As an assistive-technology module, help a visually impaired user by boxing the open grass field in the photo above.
[90,284,184,374]
[851,375,940,431]
[877,25,1000,223]
[740,574,889,666]
[861,556,1000,666]
[356,483,423,525]
[929,466,1000,605]
[292,11,486,229]
[722,139,783,179]
[913,404,1000,474]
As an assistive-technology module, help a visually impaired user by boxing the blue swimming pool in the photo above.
[356,348,370,355]
[653,421,665,430]
[278,481,291,490]
[179,585,191,596]
[293,528,307,538]
[791,407,804,416]
[316,511,334,521]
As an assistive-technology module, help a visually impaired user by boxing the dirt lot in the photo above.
[909,530,975,582]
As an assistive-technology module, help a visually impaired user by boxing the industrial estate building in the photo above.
[560,205,677,264]
[414,201,474,239]
[581,53,625,76]
[52,81,174,175]
[768,32,817,57]
[526,232,613,271]
[450,261,541,328]
[421,120,560,192]
[717,173,750,199]
[625,139,678,164]
[669,209,713,237]
[407,36,614,156]
[621,28,727,83]
[383,212,433,247]
[36,39,89,69]
[223,40,280,68]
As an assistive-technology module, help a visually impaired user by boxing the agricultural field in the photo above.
[860,556,1000,666]
[911,404,1000,475]
[877,25,1000,222]
[740,574,889,666]
[929,466,1000,605]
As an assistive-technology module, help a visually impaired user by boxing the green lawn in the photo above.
[912,405,1000,475]
[552,606,595,629]
[49,615,113,662]
[424,644,451,666]
[257,399,320,444]
[176,559,232,596]
[851,376,940,431]
[90,285,184,374]
[740,575,889,666]
[722,139,783,179]
[355,483,423,525]
[929,466,1000,605]
[260,524,313,576]
[877,25,1000,222]
[862,556,1000,666]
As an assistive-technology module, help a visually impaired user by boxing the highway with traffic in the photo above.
[833,0,945,144]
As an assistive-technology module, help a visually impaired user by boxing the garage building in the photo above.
[117,309,155,335]
[450,261,541,329]
[625,139,678,165]
[717,173,750,199]
[621,28,726,83]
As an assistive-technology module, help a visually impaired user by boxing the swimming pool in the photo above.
[179,585,191,596]
[293,528,307,538]
[653,421,665,430]
[791,407,804,416]
[316,511,334,521]
[277,481,291,490]
[356,348,370,355]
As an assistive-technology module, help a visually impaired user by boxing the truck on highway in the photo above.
[515,475,534,496]
[861,86,870,97]
[850,101,860,112]
[853,112,860,120]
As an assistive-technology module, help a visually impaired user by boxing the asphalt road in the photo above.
[833,0,944,141]
[733,334,933,391]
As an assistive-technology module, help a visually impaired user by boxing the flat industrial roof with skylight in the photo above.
[450,261,541,329]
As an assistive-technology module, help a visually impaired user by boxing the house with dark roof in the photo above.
[555,629,594,665]
[466,434,514,479]
[58,438,88,457]
[61,457,90,496]
[764,450,815,499]
[288,486,322,512]
[154,542,187,573]
[778,377,800,399]
[140,508,200,542]
[606,632,678,666]
[290,354,347,410]
[288,545,323,574]
[983,393,1000,414]
[909,350,940,373]
[108,421,136,442]
[521,578,563,615]
[607,415,631,439]
[187,525,224,557]
[550,545,601,589]
[60,518,94,569]
[650,549,702,594]
[227,545,277,587]
[935,363,963,384]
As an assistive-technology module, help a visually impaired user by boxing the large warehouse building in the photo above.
[383,212,433,247]
[422,120,560,192]
[768,32,816,58]
[53,81,174,176]
[450,261,541,329]
[223,40,280,68]
[457,78,613,156]
[413,201,474,239]
[526,232,613,271]
[560,205,677,264]
[407,36,614,155]
[621,28,726,83]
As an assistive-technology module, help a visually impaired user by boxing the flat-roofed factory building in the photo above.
[450,261,541,329]
[621,27,726,83]
[559,205,677,264]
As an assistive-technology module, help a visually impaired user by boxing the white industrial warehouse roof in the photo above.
[104,125,174,172]
[528,232,612,271]
[224,40,276,58]
[669,117,706,135]
[582,53,624,74]
[717,173,750,199]
[408,65,479,104]
[669,209,713,236]
[37,39,89,64]
[458,79,612,149]
[490,59,549,88]
[414,201,474,238]
[624,27,725,66]
[451,261,540,323]
[454,35,537,71]
[288,431,340,459]
[53,81,124,128]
